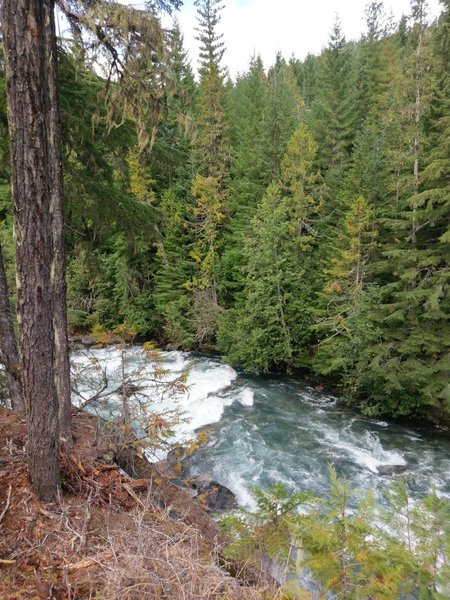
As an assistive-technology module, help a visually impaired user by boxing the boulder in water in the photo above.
[69,334,98,348]
[188,474,238,511]
[377,464,408,476]
[166,446,189,473]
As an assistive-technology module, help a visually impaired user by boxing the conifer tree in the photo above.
[194,0,226,77]
[188,0,230,345]
[218,124,323,371]
[194,0,230,183]
[356,0,449,416]
[152,25,197,346]
[219,55,268,303]
[307,17,358,191]
[217,182,295,371]
[313,196,378,392]
[261,55,301,180]
[147,22,196,193]
[355,2,392,124]
[154,188,196,347]
[289,52,321,107]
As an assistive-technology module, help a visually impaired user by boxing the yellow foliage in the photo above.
[173,461,184,475]
[113,323,139,341]
[127,149,156,204]
[91,323,110,344]
[183,431,209,458]
[143,340,158,351]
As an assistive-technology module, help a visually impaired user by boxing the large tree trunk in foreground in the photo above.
[0,243,24,413]
[3,0,60,500]
[45,1,72,442]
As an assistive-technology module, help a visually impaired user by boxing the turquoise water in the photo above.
[72,348,450,509]
[182,361,450,510]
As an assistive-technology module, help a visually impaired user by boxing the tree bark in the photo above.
[0,243,24,413]
[45,0,72,442]
[3,0,60,501]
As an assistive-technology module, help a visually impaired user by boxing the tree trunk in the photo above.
[0,243,24,413]
[3,0,60,501]
[45,1,72,442]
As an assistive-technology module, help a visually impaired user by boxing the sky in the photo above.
[124,0,443,77]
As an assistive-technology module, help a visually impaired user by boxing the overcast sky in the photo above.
[125,0,443,77]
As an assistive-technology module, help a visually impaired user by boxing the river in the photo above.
[72,346,450,510]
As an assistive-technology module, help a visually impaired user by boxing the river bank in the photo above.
[0,407,277,599]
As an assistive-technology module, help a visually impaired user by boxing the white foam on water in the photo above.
[228,475,258,511]
[187,395,235,432]
[183,363,237,405]
[159,350,191,373]
[302,389,337,407]
[319,427,406,473]
[237,388,254,407]
[71,348,240,455]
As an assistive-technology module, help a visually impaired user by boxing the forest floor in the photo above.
[0,408,275,599]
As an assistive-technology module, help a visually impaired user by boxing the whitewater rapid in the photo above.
[71,347,238,449]
[71,347,450,510]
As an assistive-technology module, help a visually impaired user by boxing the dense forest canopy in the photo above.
[0,0,449,421]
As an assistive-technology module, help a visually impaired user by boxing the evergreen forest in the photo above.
[1,0,449,422]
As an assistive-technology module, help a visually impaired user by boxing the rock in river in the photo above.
[188,474,238,511]
[377,464,408,476]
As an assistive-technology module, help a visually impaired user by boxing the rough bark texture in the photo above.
[3,0,60,500]
[45,1,72,442]
[0,243,24,413]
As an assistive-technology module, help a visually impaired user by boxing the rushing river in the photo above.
[72,347,450,510]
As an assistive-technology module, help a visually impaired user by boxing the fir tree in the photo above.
[154,188,196,347]
[357,0,448,416]
[194,0,226,77]
[313,196,378,394]
[217,182,296,371]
